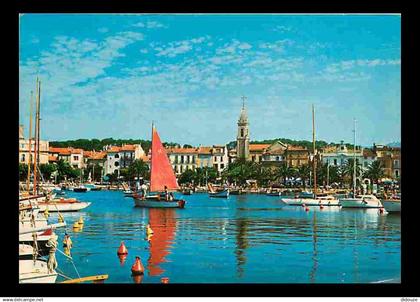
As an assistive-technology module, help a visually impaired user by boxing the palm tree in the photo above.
[277,163,297,186]
[364,160,384,184]
[343,158,364,188]
[297,164,311,188]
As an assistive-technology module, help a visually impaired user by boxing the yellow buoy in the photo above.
[44,209,49,219]
[58,214,64,223]
[78,216,84,225]
[146,224,154,236]
[73,221,80,228]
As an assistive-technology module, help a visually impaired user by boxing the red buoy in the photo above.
[131,256,144,275]
[305,206,310,212]
[117,241,128,255]
[320,205,324,210]
[161,277,169,284]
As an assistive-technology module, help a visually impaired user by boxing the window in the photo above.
[221,164,224,169]
[395,170,399,178]
[115,161,119,167]
[181,156,184,164]
[334,159,337,166]
[115,154,119,159]
[21,154,25,162]
[241,128,244,137]
[276,156,280,161]
[73,155,79,161]
[174,155,178,164]
[214,164,218,169]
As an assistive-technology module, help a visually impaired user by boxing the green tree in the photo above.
[343,158,364,188]
[39,163,57,180]
[127,159,149,181]
[276,163,297,186]
[19,163,28,181]
[364,160,384,184]
[178,169,196,185]
[297,164,311,188]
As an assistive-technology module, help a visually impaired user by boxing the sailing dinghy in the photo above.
[133,125,186,208]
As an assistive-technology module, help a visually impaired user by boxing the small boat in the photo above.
[37,198,91,212]
[19,259,58,283]
[133,124,186,209]
[182,189,193,195]
[340,195,383,208]
[124,190,135,197]
[266,190,281,197]
[73,186,88,193]
[381,195,401,213]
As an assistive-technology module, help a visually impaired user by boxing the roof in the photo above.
[140,155,150,163]
[87,151,107,160]
[363,149,376,158]
[197,147,213,155]
[48,155,58,162]
[166,147,199,154]
[120,144,137,152]
[106,146,122,153]
[49,147,72,155]
[265,149,285,155]
[287,145,309,151]
[249,144,271,151]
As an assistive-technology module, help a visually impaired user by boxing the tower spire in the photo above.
[241,95,247,109]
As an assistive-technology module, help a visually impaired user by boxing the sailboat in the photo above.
[339,119,383,209]
[282,105,340,207]
[133,125,186,208]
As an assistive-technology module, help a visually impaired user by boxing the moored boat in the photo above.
[19,259,58,283]
[37,198,91,212]
[133,124,186,209]
[73,186,88,193]
[209,189,229,198]
[340,195,383,208]
[381,198,401,213]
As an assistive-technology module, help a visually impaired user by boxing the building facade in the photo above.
[19,125,49,165]
[104,144,145,175]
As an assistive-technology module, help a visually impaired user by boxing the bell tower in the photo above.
[237,96,250,160]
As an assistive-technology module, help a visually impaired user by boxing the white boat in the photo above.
[19,232,58,257]
[37,199,91,212]
[209,189,229,198]
[382,199,401,213]
[19,259,58,283]
[282,195,340,206]
[340,195,383,208]
[19,244,36,260]
[134,198,186,208]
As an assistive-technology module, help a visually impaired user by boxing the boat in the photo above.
[73,186,88,192]
[382,198,401,213]
[133,124,186,209]
[282,105,339,207]
[37,198,91,212]
[266,189,281,196]
[181,189,193,195]
[208,184,229,198]
[340,194,383,208]
[19,259,58,283]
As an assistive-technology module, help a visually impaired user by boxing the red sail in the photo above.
[150,126,179,192]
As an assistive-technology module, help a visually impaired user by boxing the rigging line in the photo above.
[55,246,81,279]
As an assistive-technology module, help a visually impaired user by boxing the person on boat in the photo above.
[164,186,169,201]
[169,192,174,201]
[141,183,148,198]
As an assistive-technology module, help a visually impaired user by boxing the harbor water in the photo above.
[52,190,400,283]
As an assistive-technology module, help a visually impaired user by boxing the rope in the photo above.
[55,247,81,279]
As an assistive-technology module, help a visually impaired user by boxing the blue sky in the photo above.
[19,14,401,146]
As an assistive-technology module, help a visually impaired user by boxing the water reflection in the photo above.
[309,212,318,283]
[235,218,249,278]
[147,208,177,276]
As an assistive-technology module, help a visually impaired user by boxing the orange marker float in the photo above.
[117,241,128,255]
[131,256,144,275]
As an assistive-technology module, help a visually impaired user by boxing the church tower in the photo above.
[237,96,250,160]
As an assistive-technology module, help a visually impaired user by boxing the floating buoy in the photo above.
[58,213,64,223]
[64,247,71,256]
[305,206,310,212]
[73,221,80,229]
[301,203,305,208]
[78,216,84,225]
[147,234,153,242]
[320,205,324,210]
[44,209,49,218]
[117,241,128,255]
[131,256,144,275]
[161,277,169,284]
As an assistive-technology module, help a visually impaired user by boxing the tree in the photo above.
[178,169,196,185]
[343,158,364,188]
[364,160,384,184]
[39,163,57,180]
[127,159,149,181]
[297,164,311,188]
[19,163,28,181]
[276,163,297,186]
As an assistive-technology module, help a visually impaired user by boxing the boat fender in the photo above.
[305,206,309,212]
[117,241,128,255]
[131,256,144,275]
[58,214,64,223]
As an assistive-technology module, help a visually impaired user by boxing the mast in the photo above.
[33,78,39,195]
[312,104,317,197]
[26,91,33,192]
[353,118,357,196]
[150,121,154,190]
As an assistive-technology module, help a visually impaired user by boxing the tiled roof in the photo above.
[49,147,83,155]
[48,155,58,162]
[106,146,121,153]
[287,145,308,151]
[197,147,213,155]
[363,149,376,158]
[121,144,137,151]
[140,155,150,162]
[167,147,199,154]
[87,151,107,160]
[249,144,271,151]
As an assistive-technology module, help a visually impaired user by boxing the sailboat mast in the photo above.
[312,104,317,197]
[353,118,356,196]
[33,78,39,195]
[150,121,154,190]
[26,91,33,192]
[36,79,41,194]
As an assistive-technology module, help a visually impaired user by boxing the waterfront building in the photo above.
[320,140,364,168]
[236,100,250,160]
[211,145,229,174]
[104,144,145,176]
[167,147,198,175]
[373,144,400,179]
[19,125,49,165]
[285,145,310,167]
[261,141,288,168]
[196,146,213,170]
[48,147,85,168]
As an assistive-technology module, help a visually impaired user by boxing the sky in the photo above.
[19,14,401,146]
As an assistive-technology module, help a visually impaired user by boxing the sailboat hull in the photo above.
[134,198,185,208]
[19,260,57,283]
[382,200,401,213]
[340,198,382,208]
[209,189,229,198]
[37,201,91,212]
[282,198,340,206]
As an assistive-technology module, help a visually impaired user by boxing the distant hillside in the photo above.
[387,142,401,148]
